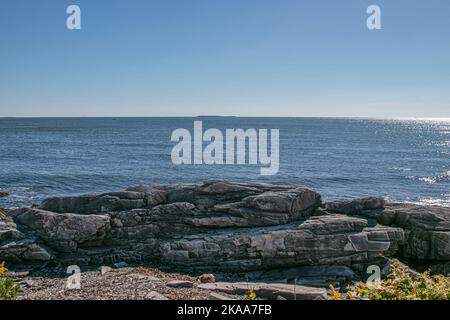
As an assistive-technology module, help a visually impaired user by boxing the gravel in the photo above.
[10,267,243,300]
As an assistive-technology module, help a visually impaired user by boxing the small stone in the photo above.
[145,291,169,300]
[18,279,34,287]
[198,282,327,300]
[208,292,235,300]
[198,273,216,283]
[111,218,123,227]
[6,271,30,278]
[100,266,113,274]
[167,280,194,288]
[127,273,159,281]
[144,275,160,281]
[114,261,129,269]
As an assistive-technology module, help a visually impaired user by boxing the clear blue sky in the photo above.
[0,0,449,117]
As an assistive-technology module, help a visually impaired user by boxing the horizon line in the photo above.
[1,115,450,121]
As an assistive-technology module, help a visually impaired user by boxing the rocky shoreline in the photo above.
[1,180,449,300]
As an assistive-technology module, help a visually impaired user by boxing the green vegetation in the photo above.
[0,262,20,300]
[329,259,450,300]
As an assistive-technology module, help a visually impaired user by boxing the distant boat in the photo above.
[111,118,117,120]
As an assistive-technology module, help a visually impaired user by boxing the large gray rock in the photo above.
[247,265,357,287]
[10,208,110,252]
[0,181,448,281]
[160,214,405,272]
[40,191,154,214]
[198,281,327,300]
[324,197,385,214]
[358,203,450,260]
[330,200,450,261]
[244,187,321,219]
[2,181,323,268]
[0,211,50,266]
[0,240,52,266]
[0,214,23,246]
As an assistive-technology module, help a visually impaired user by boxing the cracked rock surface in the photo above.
[1,180,449,287]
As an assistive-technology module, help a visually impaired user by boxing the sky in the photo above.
[0,0,449,117]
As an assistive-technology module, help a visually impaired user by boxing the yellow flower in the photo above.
[244,288,256,300]
[328,284,342,300]
[0,261,8,274]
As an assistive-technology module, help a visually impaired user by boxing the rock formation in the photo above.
[1,180,449,287]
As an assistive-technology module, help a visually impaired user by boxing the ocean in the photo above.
[0,117,449,208]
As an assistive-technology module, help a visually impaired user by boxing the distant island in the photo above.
[196,115,237,118]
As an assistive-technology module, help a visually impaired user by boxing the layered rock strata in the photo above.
[1,181,448,285]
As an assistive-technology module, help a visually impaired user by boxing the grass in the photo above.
[329,259,450,300]
[0,262,20,300]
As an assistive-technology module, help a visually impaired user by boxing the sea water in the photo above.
[0,117,448,208]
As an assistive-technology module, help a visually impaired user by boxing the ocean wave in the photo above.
[407,171,450,185]
[403,198,450,208]
[418,177,437,184]
[388,167,412,171]
[428,141,450,147]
